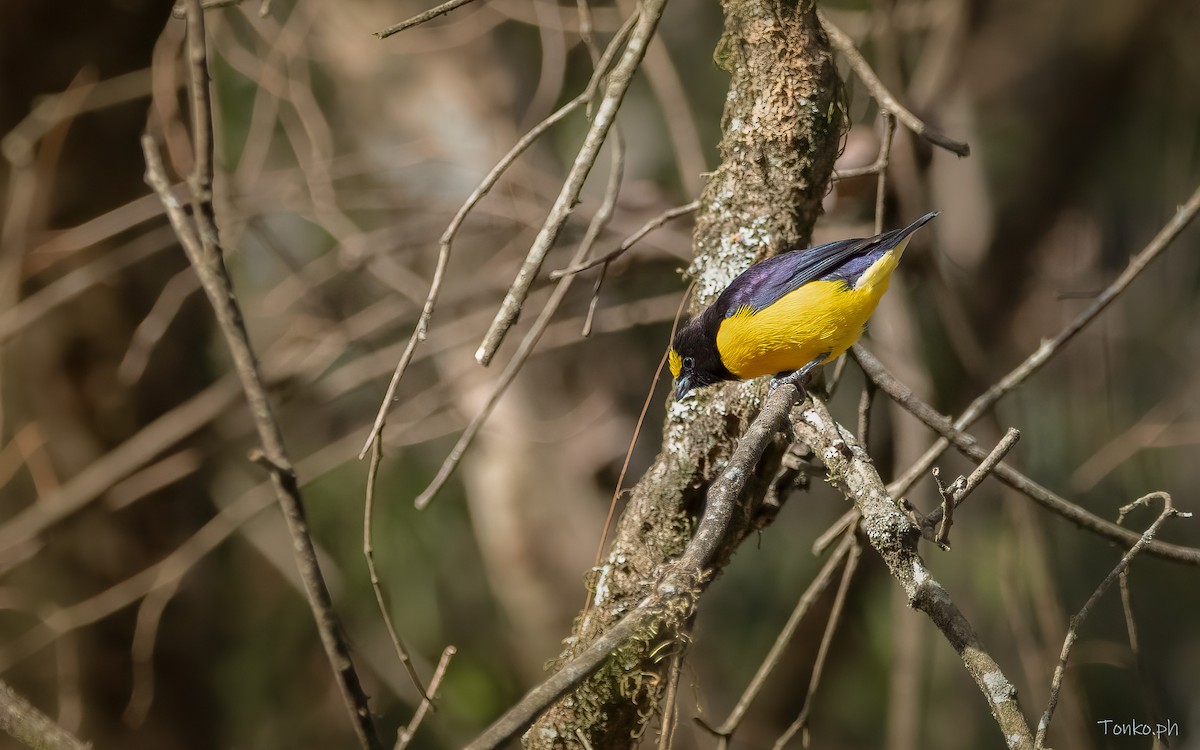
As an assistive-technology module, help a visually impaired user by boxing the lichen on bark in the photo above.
[523,1,845,747]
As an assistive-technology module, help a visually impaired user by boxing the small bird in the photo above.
[669,212,938,400]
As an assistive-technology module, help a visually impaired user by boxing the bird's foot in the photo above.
[768,371,808,400]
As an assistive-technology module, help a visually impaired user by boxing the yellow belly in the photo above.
[715,252,898,379]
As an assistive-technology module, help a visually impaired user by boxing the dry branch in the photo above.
[0,679,90,750]
[141,2,380,746]
[374,0,484,38]
[818,10,969,157]
[854,345,1200,566]
[791,398,1035,749]
[1035,493,1189,747]
[475,0,666,365]
[889,182,1200,497]
[467,379,811,750]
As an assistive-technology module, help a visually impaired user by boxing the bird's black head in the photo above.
[669,314,734,400]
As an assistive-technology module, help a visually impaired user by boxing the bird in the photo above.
[669,212,938,401]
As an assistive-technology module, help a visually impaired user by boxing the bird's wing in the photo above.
[715,212,938,317]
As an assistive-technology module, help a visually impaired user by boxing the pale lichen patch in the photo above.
[983,671,1016,705]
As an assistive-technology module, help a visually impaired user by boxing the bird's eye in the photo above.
[683,356,695,369]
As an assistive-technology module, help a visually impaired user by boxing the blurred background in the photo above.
[1,0,1199,748]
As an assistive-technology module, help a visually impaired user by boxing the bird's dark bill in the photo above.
[674,377,692,401]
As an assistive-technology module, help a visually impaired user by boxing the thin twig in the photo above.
[818,11,969,157]
[579,297,684,632]
[357,92,586,458]
[475,0,668,366]
[854,345,1200,566]
[698,532,855,746]
[889,182,1200,498]
[772,534,863,750]
[364,440,430,701]
[464,379,810,750]
[580,264,606,337]
[358,10,640,458]
[831,112,895,180]
[857,380,875,448]
[871,115,892,235]
[415,127,627,509]
[1118,559,1165,750]
[143,4,381,746]
[812,510,858,555]
[932,428,1020,546]
[550,199,700,279]
[0,377,242,559]
[0,426,405,674]
[375,0,484,39]
[930,467,960,549]
[1035,493,1189,748]
[123,579,181,727]
[921,427,1017,544]
[395,645,457,750]
[656,645,684,750]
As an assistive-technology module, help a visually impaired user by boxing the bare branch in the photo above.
[928,427,1021,547]
[818,11,969,157]
[414,129,626,508]
[465,379,809,750]
[375,0,485,39]
[699,532,855,745]
[772,535,863,750]
[832,112,895,181]
[475,0,667,365]
[550,199,700,279]
[359,11,640,457]
[0,678,91,750]
[854,345,1200,566]
[141,3,381,746]
[395,646,457,750]
[1035,493,1189,748]
[364,440,429,701]
[791,398,1034,748]
[890,182,1200,497]
[356,91,587,458]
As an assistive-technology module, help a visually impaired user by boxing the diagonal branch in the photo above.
[374,0,484,38]
[465,379,808,750]
[854,345,1200,566]
[142,2,381,747]
[1034,492,1188,748]
[0,678,90,750]
[888,182,1200,497]
[791,398,1035,749]
[475,0,668,365]
[817,10,969,157]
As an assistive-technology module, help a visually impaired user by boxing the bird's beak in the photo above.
[674,376,693,401]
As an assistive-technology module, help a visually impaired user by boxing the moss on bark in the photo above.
[524,1,845,747]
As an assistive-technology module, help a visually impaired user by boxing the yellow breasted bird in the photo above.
[669,212,938,400]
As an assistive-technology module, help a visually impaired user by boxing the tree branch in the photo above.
[141,3,381,746]
[854,345,1200,566]
[888,182,1200,497]
[475,0,666,365]
[791,398,1035,749]
[0,679,90,750]
[466,380,808,750]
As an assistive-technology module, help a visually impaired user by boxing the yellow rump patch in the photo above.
[715,251,900,379]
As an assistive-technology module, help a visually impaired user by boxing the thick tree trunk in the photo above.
[524,1,845,747]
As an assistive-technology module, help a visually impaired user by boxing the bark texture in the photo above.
[524,1,845,747]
